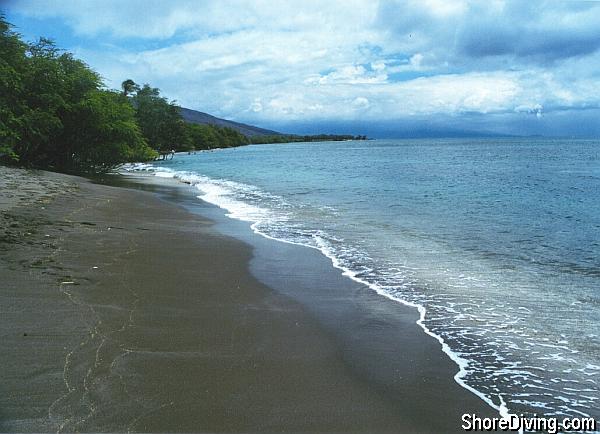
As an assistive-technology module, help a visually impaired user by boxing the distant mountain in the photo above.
[179,107,281,137]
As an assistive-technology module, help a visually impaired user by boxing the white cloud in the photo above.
[7,0,600,129]
[371,61,386,71]
[250,98,263,113]
[352,97,370,110]
[10,0,380,38]
[515,103,543,119]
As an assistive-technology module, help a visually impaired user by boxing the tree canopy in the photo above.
[132,84,187,153]
[0,15,366,173]
[0,16,156,173]
[121,80,250,152]
[0,11,250,174]
[121,79,140,97]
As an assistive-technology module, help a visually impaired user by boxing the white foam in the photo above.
[310,234,507,417]
[120,162,597,422]
[122,164,506,418]
[120,162,156,172]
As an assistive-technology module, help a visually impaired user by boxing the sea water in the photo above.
[126,138,600,420]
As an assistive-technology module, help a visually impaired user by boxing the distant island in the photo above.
[0,16,366,175]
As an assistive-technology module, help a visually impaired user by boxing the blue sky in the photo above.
[4,0,600,137]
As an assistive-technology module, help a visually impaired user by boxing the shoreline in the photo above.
[105,173,500,426]
[116,168,504,416]
[2,166,496,432]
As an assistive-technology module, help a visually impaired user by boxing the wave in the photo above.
[121,162,598,422]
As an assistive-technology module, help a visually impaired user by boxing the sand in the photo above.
[0,166,497,432]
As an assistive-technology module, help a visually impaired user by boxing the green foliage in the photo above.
[0,15,367,172]
[185,123,219,149]
[0,15,27,161]
[121,79,140,96]
[0,16,156,173]
[183,123,248,150]
[15,39,102,168]
[128,83,248,152]
[249,133,367,144]
[132,84,187,153]
[60,90,158,173]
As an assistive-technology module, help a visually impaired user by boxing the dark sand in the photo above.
[1,167,497,432]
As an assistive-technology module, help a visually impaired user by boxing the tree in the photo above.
[61,89,157,172]
[184,123,219,150]
[132,84,187,153]
[121,79,140,96]
[15,39,102,168]
[182,122,250,150]
[0,16,156,172]
[0,15,27,161]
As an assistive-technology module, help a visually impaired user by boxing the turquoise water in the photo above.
[128,138,600,419]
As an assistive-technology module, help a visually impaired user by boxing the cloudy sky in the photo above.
[4,0,600,137]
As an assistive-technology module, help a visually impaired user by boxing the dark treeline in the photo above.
[249,134,367,144]
[126,81,248,154]
[0,16,156,173]
[1,16,366,174]
[0,16,245,173]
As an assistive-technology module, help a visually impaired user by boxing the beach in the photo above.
[1,165,497,432]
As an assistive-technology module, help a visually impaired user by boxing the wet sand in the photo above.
[1,166,497,432]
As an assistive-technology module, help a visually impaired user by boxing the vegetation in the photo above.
[184,123,247,150]
[132,84,187,154]
[0,16,156,173]
[249,134,367,144]
[1,16,366,174]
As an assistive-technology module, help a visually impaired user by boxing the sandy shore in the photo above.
[1,166,497,432]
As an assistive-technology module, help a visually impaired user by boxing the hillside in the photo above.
[179,107,281,137]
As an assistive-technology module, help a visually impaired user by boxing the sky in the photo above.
[3,0,600,137]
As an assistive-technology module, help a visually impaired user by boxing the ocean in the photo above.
[126,138,600,420]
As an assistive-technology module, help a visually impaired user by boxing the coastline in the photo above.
[1,166,496,432]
